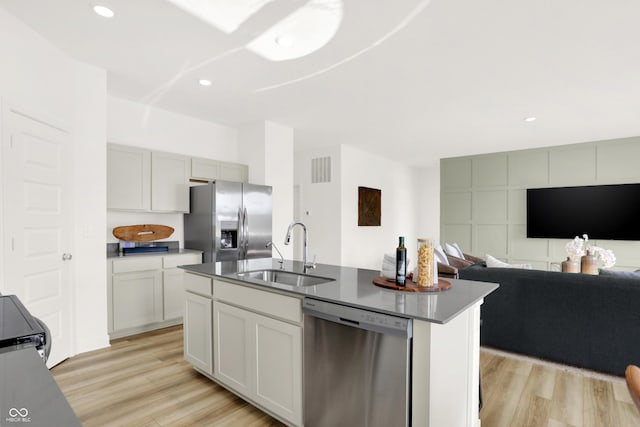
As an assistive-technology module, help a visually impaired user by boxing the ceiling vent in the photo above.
[311,156,331,184]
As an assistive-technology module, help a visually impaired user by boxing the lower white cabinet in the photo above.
[112,270,163,330]
[182,275,303,426]
[163,269,186,320]
[108,252,202,337]
[213,300,302,426]
[184,291,213,375]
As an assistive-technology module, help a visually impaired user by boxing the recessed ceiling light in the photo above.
[274,36,294,48]
[198,79,212,86]
[524,117,537,122]
[93,4,114,18]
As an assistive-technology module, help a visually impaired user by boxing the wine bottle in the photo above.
[396,236,407,286]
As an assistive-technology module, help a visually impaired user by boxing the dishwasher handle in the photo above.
[303,298,412,338]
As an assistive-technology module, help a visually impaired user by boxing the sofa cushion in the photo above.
[486,254,532,269]
[598,269,640,279]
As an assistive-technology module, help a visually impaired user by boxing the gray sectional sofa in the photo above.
[459,264,640,376]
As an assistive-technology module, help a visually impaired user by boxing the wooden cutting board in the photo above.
[113,224,175,242]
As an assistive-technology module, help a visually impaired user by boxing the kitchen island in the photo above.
[180,258,498,427]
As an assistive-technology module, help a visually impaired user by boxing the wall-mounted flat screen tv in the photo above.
[527,183,640,240]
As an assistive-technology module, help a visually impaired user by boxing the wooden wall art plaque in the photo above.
[358,186,381,226]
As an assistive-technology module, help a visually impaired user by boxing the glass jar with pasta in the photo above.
[416,238,434,287]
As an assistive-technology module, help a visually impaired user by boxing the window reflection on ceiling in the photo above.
[166,0,343,61]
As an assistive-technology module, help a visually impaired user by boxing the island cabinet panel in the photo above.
[184,291,213,375]
[208,279,303,426]
[213,280,301,323]
[254,312,302,426]
[411,301,482,427]
[213,301,251,395]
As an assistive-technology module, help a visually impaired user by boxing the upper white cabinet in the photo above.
[107,144,151,211]
[191,157,248,183]
[151,151,189,212]
[108,143,248,212]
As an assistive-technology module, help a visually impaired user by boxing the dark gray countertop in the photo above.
[0,348,81,427]
[180,258,499,324]
[107,248,202,259]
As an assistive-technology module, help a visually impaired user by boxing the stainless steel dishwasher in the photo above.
[303,298,413,427]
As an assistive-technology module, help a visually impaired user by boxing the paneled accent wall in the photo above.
[440,136,640,270]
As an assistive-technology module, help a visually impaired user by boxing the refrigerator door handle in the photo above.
[238,207,244,258]
[243,207,249,255]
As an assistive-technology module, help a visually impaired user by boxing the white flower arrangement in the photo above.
[564,234,616,269]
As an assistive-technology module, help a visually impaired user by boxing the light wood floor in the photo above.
[51,326,640,427]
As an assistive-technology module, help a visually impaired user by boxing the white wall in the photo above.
[239,121,295,259]
[106,96,240,246]
[71,60,109,354]
[0,7,109,353]
[108,96,239,160]
[340,145,417,270]
[414,164,441,244]
[294,146,342,265]
[264,121,294,258]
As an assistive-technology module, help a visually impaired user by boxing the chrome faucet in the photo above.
[266,241,284,268]
[284,221,316,270]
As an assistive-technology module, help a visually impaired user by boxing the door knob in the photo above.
[62,253,73,261]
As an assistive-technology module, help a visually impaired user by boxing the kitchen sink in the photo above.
[236,269,335,287]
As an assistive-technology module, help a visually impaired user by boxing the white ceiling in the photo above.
[3,0,640,166]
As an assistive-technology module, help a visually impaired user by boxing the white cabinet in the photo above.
[213,301,251,395]
[220,162,248,183]
[107,144,249,212]
[151,151,189,212]
[191,158,220,181]
[107,144,189,212]
[107,144,151,210]
[211,280,302,426]
[108,252,202,337]
[184,291,213,375]
[253,309,301,424]
[163,269,186,320]
[112,270,163,330]
[190,157,248,183]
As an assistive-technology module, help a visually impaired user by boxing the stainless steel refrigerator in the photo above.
[184,181,272,263]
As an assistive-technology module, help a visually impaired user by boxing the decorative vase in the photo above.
[561,257,579,273]
[581,250,598,275]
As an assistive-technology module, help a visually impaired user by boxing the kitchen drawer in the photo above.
[214,279,301,324]
[163,253,202,269]
[185,272,213,297]
[112,257,162,274]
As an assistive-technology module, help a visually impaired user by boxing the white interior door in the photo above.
[1,105,74,367]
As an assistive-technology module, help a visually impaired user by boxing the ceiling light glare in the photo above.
[524,117,537,122]
[198,79,212,86]
[93,4,115,18]
[275,36,294,47]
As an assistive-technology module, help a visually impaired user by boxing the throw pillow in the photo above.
[598,269,640,279]
[434,245,449,265]
[445,243,464,259]
[486,254,532,269]
[453,243,466,259]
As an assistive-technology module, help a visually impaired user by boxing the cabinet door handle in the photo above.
[62,253,73,261]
